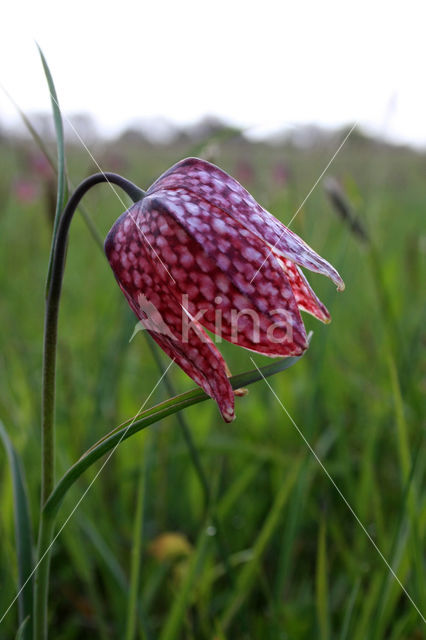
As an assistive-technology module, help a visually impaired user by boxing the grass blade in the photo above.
[387,354,425,612]
[371,441,425,640]
[61,524,109,640]
[15,617,29,640]
[316,515,330,640]
[159,525,211,640]
[37,44,67,295]
[44,355,304,520]
[339,578,360,640]
[125,436,151,640]
[273,458,310,601]
[217,462,262,521]
[0,421,34,640]
[219,461,300,631]
[81,517,128,592]
[387,354,411,481]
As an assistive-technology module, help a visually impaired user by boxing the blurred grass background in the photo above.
[0,120,425,639]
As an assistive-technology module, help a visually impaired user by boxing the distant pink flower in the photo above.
[14,179,39,204]
[102,151,128,173]
[234,160,255,186]
[105,158,344,421]
[29,151,52,179]
[272,162,290,187]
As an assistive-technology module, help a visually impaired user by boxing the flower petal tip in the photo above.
[234,387,249,397]
[222,408,236,423]
[333,272,345,292]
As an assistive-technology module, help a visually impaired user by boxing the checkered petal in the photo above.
[105,207,235,422]
[105,157,345,421]
[278,258,331,323]
[140,189,308,357]
[148,157,344,291]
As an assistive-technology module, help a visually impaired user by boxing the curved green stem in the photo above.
[36,173,144,640]
[41,172,144,505]
[43,355,302,523]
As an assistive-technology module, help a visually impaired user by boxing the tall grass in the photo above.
[0,70,425,638]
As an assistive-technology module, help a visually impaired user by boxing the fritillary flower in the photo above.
[105,158,344,422]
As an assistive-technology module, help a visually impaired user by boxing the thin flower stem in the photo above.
[36,173,144,640]
[41,172,144,504]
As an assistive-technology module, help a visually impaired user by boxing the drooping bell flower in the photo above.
[105,157,344,422]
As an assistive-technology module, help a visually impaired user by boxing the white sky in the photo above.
[1,0,425,146]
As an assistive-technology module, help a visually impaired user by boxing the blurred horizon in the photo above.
[2,110,424,153]
[2,1,426,151]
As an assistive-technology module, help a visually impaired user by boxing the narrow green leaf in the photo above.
[61,525,109,640]
[0,421,34,640]
[388,610,420,640]
[217,462,262,520]
[141,559,174,615]
[387,355,425,613]
[387,354,411,482]
[371,522,410,640]
[220,461,300,630]
[125,436,151,640]
[316,515,330,640]
[199,461,286,598]
[79,516,131,629]
[15,616,29,640]
[80,517,128,593]
[44,355,304,520]
[353,571,382,640]
[37,44,67,295]
[371,442,425,640]
[190,433,293,465]
[273,458,311,601]
[339,578,360,640]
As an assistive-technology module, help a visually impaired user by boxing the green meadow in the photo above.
[0,119,424,639]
